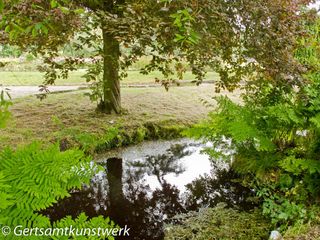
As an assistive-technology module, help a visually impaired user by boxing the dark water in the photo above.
[42,139,256,239]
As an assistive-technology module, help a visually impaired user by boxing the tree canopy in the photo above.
[0,0,315,113]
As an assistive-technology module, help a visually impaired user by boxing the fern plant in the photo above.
[0,143,116,239]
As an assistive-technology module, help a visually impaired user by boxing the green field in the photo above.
[0,70,219,86]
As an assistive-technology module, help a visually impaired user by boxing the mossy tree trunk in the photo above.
[98,29,121,114]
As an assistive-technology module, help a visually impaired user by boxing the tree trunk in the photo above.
[97,29,121,114]
[107,158,125,205]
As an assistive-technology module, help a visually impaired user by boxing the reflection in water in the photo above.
[127,143,189,186]
[42,140,256,240]
[185,168,256,211]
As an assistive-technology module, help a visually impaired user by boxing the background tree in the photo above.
[0,0,314,113]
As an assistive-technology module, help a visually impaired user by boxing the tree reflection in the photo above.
[184,168,257,211]
[127,143,190,185]
[40,142,255,240]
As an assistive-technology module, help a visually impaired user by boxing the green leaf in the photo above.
[50,0,58,8]
[4,25,11,33]
[59,6,69,14]
[74,8,85,14]
[32,27,37,37]
[0,0,4,13]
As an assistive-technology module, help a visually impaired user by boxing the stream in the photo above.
[42,139,256,239]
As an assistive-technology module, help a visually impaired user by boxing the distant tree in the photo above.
[0,0,314,113]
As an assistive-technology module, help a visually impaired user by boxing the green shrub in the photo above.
[187,18,320,229]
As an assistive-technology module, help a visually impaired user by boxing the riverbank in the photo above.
[0,85,241,151]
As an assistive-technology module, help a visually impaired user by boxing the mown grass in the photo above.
[0,85,241,150]
[0,70,219,86]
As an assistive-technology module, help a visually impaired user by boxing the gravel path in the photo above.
[1,86,83,99]
[1,80,216,99]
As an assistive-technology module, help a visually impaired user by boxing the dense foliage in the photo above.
[189,16,320,229]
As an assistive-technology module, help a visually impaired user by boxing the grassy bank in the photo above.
[0,85,241,151]
[165,203,271,240]
[0,70,219,86]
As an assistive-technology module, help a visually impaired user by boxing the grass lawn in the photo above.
[0,70,219,86]
[0,85,240,149]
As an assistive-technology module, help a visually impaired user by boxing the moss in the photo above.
[133,126,147,143]
[94,123,187,153]
[165,203,271,240]
[158,124,187,139]
[55,122,188,154]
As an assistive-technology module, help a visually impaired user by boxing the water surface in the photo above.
[43,139,255,239]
